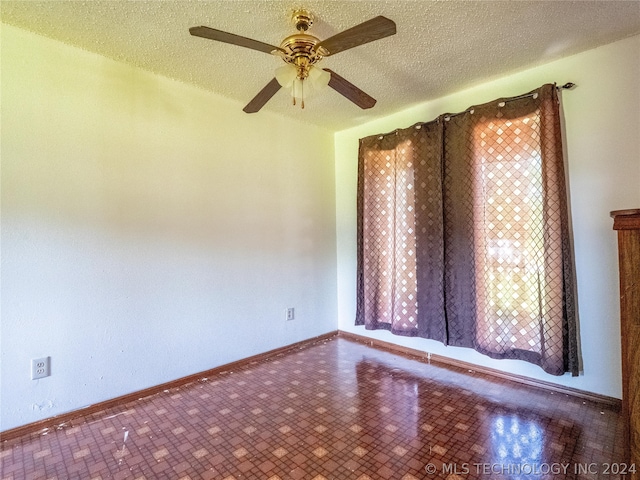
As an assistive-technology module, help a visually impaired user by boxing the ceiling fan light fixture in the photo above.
[309,65,331,88]
[292,78,305,104]
[275,64,330,108]
[275,64,297,88]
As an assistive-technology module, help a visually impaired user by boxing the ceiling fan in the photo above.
[189,10,396,113]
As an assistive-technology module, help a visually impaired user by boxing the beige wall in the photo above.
[1,25,337,430]
[335,34,640,398]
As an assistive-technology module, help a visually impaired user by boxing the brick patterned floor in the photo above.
[0,336,628,479]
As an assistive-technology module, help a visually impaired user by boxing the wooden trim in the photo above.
[611,209,640,476]
[610,208,640,218]
[338,330,622,410]
[611,209,640,230]
[0,331,339,443]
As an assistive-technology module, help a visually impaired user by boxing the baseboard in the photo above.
[0,331,339,444]
[338,330,622,410]
[2,328,620,444]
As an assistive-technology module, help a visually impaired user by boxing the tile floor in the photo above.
[0,336,628,479]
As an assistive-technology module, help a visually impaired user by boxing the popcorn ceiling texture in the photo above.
[2,0,639,131]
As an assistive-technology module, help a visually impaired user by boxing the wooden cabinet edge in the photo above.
[611,208,640,479]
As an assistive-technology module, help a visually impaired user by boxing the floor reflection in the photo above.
[491,414,545,479]
[356,357,578,479]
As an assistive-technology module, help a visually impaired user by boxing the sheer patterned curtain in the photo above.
[356,84,578,376]
[357,135,418,335]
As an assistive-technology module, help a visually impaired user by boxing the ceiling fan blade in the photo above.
[315,16,396,56]
[243,78,282,113]
[189,26,284,55]
[324,69,376,109]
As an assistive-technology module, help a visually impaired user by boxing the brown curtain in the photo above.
[356,84,578,376]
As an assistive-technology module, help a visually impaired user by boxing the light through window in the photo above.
[473,113,551,355]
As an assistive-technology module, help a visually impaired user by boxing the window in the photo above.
[472,113,559,357]
[357,84,578,376]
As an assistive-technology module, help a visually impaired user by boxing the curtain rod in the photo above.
[495,82,576,104]
[442,82,576,121]
[375,83,576,137]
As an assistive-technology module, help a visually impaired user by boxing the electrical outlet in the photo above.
[31,357,50,380]
[286,308,295,321]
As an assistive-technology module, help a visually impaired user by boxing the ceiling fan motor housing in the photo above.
[277,10,330,80]
[280,33,323,78]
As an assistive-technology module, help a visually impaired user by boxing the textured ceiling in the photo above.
[2,0,640,131]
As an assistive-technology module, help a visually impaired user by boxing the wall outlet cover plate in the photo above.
[31,357,51,380]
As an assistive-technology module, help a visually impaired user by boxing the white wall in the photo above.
[0,25,337,430]
[335,35,640,398]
